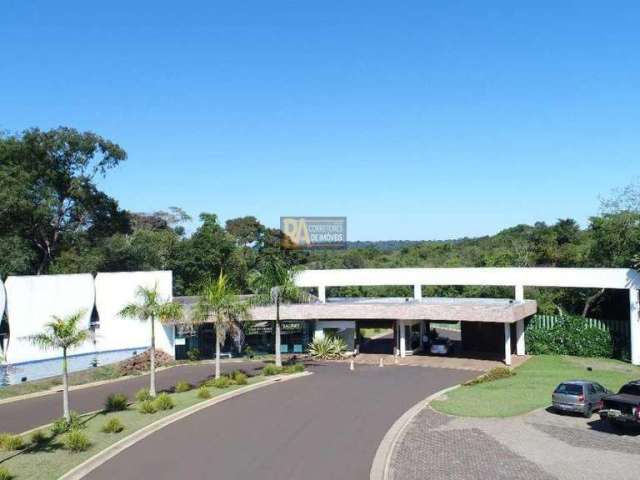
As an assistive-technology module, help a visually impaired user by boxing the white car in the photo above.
[429,338,452,355]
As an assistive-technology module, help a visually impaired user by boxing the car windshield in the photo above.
[554,384,583,395]
[619,384,640,396]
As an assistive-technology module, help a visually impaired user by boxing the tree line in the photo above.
[2,127,639,320]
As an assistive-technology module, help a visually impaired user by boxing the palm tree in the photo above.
[194,273,251,379]
[250,258,307,367]
[119,284,183,396]
[24,311,90,421]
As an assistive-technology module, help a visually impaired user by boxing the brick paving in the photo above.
[389,405,640,480]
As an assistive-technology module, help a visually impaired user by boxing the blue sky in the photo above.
[2,1,639,240]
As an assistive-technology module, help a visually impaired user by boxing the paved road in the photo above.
[0,361,265,433]
[85,363,475,480]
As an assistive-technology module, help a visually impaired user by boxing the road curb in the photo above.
[369,383,462,480]
[59,371,312,480]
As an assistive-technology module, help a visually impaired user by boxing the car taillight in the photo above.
[577,394,584,402]
[635,405,640,419]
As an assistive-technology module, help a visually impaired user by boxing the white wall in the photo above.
[94,271,174,355]
[5,274,95,364]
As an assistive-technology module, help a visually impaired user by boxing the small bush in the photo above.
[101,418,125,434]
[138,399,157,414]
[187,348,201,361]
[175,380,192,393]
[232,371,248,385]
[0,434,24,451]
[283,363,305,374]
[465,367,515,386]
[262,364,283,376]
[105,393,129,412]
[51,412,84,435]
[63,430,91,452]
[154,393,175,410]
[135,388,153,403]
[0,433,10,449]
[30,430,48,446]
[215,376,232,388]
[0,466,13,480]
[197,385,211,399]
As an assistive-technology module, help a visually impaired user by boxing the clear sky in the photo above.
[2,1,639,240]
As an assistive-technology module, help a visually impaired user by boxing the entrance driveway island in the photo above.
[84,363,475,480]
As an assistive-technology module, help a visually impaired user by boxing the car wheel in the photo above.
[583,406,592,418]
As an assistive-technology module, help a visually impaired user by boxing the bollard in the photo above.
[394,355,399,365]
[378,357,384,368]
[350,359,355,371]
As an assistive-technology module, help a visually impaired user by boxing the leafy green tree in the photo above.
[194,274,251,378]
[0,127,129,274]
[119,285,183,396]
[250,258,307,367]
[24,311,90,421]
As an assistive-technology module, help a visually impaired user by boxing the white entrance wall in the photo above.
[296,268,640,365]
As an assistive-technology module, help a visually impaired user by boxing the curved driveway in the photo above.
[85,363,475,480]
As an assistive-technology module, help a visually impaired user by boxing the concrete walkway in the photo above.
[84,363,475,480]
[389,405,640,480]
[0,361,265,434]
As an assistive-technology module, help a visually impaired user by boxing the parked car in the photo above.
[429,338,453,356]
[599,380,640,429]
[551,380,611,417]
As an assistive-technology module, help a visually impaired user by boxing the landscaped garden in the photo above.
[431,355,640,417]
[0,365,306,480]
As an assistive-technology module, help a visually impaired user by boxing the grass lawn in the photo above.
[431,355,640,418]
[0,375,271,480]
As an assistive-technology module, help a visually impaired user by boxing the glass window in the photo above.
[554,383,583,395]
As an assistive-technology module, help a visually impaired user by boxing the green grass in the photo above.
[360,328,392,338]
[0,376,268,480]
[432,355,640,418]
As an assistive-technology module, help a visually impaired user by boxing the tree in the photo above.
[24,311,90,421]
[225,216,265,247]
[119,285,183,396]
[0,127,130,274]
[194,274,251,379]
[250,258,308,367]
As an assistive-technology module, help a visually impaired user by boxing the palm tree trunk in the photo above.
[215,327,221,379]
[275,299,282,367]
[150,314,156,397]
[62,347,70,421]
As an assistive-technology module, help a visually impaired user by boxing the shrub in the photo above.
[197,386,211,399]
[187,348,201,361]
[262,364,283,376]
[211,376,231,389]
[526,316,614,358]
[244,345,255,359]
[0,434,24,451]
[308,337,347,359]
[232,371,248,385]
[135,388,153,403]
[154,393,175,410]
[283,363,305,374]
[105,393,129,412]
[51,412,84,435]
[101,418,125,434]
[465,367,515,386]
[0,433,9,449]
[175,380,192,393]
[0,466,12,480]
[63,430,91,452]
[30,430,48,446]
[138,399,157,414]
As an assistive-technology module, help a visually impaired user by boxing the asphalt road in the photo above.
[85,363,475,480]
[0,361,265,434]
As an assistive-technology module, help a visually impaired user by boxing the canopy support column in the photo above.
[504,323,512,366]
[630,288,640,366]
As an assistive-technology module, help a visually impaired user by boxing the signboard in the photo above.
[280,216,347,250]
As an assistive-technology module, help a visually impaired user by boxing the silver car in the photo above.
[552,380,611,418]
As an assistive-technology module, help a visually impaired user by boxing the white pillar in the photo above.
[630,288,640,366]
[515,284,524,301]
[318,285,326,303]
[514,285,525,355]
[419,321,425,349]
[516,320,525,355]
[413,284,422,300]
[504,323,512,366]
[399,320,406,357]
[314,323,324,341]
